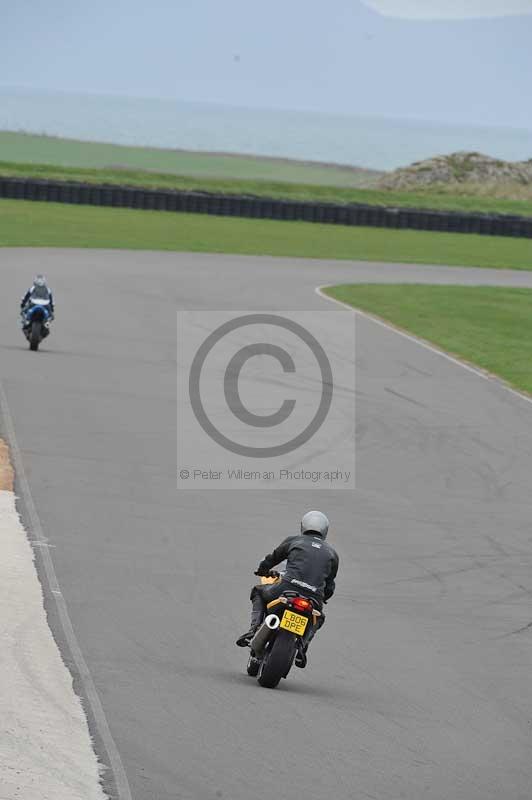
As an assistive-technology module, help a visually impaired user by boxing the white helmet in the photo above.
[301,510,329,539]
[34,274,47,287]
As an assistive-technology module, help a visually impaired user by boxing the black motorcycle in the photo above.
[246,584,321,688]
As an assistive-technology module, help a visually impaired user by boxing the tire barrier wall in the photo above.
[2,177,532,238]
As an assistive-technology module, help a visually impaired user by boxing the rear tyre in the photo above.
[29,321,41,351]
[247,654,261,677]
[258,630,297,689]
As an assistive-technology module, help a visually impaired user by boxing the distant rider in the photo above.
[20,274,55,327]
[236,511,339,667]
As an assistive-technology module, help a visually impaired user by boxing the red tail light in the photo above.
[292,597,312,612]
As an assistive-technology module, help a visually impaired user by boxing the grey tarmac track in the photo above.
[2,248,532,800]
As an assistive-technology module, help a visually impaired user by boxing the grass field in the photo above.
[324,284,532,394]
[2,132,532,217]
[1,198,532,270]
[0,132,378,187]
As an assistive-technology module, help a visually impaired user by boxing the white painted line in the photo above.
[316,284,532,409]
[0,381,132,800]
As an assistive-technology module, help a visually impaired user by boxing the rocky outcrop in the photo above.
[379,152,532,190]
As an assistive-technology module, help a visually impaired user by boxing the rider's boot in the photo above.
[295,641,308,668]
[236,595,264,647]
[295,616,322,667]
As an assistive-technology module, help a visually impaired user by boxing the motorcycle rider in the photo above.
[236,511,339,667]
[20,274,55,329]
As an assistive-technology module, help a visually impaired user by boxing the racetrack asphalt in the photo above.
[2,248,532,800]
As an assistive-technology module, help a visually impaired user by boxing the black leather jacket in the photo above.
[256,533,339,603]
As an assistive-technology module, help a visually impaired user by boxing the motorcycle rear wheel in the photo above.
[29,321,41,351]
[258,630,297,689]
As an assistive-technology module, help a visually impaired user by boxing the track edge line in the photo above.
[0,381,133,800]
[315,283,532,408]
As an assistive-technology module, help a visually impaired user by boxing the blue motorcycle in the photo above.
[21,298,53,351]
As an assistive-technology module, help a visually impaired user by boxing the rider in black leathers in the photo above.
[236,511,339,665]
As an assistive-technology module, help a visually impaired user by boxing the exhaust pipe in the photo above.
[250,614,280,656]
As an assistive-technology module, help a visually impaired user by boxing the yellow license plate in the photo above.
[280,609,308,636]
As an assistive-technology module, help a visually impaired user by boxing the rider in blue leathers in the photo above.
[20,275,55,329]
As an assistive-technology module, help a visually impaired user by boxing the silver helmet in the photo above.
[34,274,47,287]
[301,510,329,539]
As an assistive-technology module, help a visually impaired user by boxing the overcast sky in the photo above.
[3,0,532,129]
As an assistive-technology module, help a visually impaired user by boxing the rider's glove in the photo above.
[255,568,279,579]
[255,566,274,576]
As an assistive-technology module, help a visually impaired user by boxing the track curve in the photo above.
[2,249,532,800]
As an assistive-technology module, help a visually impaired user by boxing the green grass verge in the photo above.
[2,158,532,218]
[324,284,532,393]
[0,132,377,187]
[0,159,382,202]
[1,198,532,269]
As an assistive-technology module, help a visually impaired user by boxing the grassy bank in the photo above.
[1,198,532,269]
[0,131,377,187]
[2,132,532,217]
[3,159,532,218]
[324,284,532,393]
